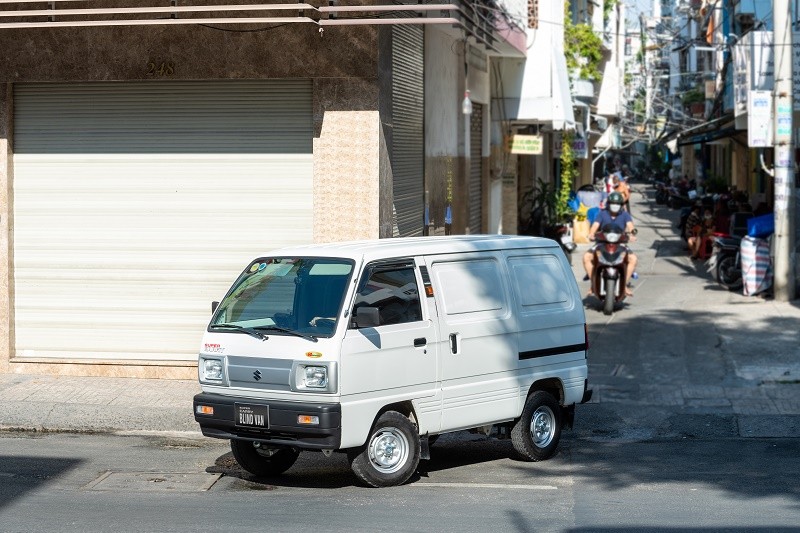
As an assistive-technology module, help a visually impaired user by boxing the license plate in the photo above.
[235,404,269,428]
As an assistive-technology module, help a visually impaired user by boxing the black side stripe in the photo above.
[519,343,587,360]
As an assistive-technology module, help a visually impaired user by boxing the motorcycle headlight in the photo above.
[605,233,621,243]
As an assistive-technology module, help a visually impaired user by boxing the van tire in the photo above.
[348,411,420,487]
[511,391,562,461]
[230,439,300,477]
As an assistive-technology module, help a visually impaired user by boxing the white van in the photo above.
[193,235,591,487]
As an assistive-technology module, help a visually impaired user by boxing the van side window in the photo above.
[353,265,422,326]
[433,259,507,318]
[508,254,572,314]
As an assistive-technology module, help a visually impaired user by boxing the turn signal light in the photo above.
[196,405,214,416]
[297,415,320,425]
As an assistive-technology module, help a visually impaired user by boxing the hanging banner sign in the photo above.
[553,133,589,159]
[507,134,544,155]
[748,90,773,147]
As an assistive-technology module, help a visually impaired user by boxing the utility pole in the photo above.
[773,0,796,301]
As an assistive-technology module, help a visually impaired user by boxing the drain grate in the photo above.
[83,471,221,492]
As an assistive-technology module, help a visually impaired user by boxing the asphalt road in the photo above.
[1,431,799,532]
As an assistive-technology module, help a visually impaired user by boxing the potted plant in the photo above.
[564,4,604,83]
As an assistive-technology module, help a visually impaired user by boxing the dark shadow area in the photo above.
[206,432,518,489]
[418,433,521,475]
[0,455,83,511]
[207,449,357,489]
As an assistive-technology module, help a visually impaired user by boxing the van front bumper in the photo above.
[193,393,341,450]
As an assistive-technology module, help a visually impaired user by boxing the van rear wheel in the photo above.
[511,391,562,461]
[348,411,420,488]
[230,439,299,477]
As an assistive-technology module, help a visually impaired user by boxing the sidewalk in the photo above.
[0,181,798,439]
[0,373,201,436]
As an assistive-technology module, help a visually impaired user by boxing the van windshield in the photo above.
[210,258,355,339]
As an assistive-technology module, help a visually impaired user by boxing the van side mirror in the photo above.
[352,307,380,328]
[211,301,219,314]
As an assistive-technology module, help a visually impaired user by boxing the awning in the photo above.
[675,113,738,146]
[551,43,576,131]
[594,126,616,149]
[490,35,575,130]
[677,126,739,146]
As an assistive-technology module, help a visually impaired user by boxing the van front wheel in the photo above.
[348,411,420,487]
[511,391,562,461]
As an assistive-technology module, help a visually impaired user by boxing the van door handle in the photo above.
[414,337,427,347]
[449,333,458,354]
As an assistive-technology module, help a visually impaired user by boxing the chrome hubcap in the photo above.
[368,427,409,474]
[530,406,555,448]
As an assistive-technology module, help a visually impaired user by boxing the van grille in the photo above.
[227,356,292,391]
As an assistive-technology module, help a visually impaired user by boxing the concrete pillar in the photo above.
[0,83,11,373]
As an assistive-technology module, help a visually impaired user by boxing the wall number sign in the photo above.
[146,61,175,77]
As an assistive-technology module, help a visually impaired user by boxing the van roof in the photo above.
[260,235,559,262]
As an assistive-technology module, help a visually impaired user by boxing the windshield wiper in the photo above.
[254,326,318,343]
[210,324,267,341]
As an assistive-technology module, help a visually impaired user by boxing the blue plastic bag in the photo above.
[567,196,580,212]
[747,213,774,238]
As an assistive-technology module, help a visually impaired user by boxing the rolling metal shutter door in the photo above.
[391,25,424,237]
[468,103,483,234]
[12,80,313,361]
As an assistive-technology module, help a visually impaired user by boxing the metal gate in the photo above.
[391,24,425,237]
[468,103,483,234]
[12,80,313,361]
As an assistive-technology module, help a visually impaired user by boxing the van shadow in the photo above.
[205,433,519,489]
[206,450,357,489]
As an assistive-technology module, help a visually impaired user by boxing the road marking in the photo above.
[0,472,15,478]
[414,482,557,490]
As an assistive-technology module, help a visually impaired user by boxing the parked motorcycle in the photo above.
[520,205,576,265]
[590,225,634,315]
[545,223,577,265]
[710,235,743,291]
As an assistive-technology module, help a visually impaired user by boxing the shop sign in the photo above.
[507,134,543,155]
[553,133,588,159]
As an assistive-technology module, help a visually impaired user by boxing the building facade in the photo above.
[1,2,548,378]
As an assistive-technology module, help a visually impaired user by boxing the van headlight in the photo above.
[304,366,328,388]
[292,362,337,393]
[199,357,226,384]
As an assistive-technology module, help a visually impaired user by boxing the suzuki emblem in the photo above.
[253,370,262,381]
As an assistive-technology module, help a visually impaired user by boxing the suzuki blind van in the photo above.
[193,235,591,487]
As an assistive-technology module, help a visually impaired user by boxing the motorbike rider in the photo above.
[582,192,638,297]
